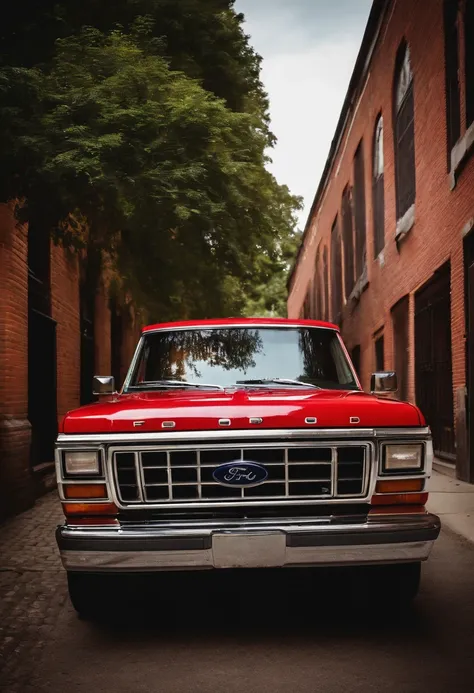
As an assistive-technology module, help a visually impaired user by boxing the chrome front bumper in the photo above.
[56,513,441,572]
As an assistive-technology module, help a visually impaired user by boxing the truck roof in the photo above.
[142,317,339,333]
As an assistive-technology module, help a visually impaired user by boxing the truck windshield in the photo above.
[126,327,359,391]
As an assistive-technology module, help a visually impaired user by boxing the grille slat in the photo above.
[113,443,368,505]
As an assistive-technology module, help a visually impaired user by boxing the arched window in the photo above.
[341,185,354,298]
[313,248,322,319]
[394,42,416,220]
[331,217,342,323]
[444,0,461,165]
[323,246,329,321]
[303,289,311,319]
[373,115,385,256]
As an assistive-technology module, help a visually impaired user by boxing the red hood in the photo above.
[62,388,423,434]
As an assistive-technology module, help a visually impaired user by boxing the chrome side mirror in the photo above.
[93,375,116,396]
[370,371,398,394]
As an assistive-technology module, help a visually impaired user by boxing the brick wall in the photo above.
[288,0,474,478]
[51,244,80,420]
[0,211,145,518]
[0,204,33,518]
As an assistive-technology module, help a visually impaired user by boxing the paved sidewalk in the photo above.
[427,470,474,544]
[0,491,66,692]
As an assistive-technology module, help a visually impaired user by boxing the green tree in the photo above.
[243,229,303,317]
[0,6,300,320]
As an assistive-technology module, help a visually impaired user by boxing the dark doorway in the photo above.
[28,223,57,466]
[464,232,474,480]
[28,311,57,465]
[415,263,455,460]
[391,296,409,402]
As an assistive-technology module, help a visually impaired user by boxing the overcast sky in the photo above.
[234,0,372,229]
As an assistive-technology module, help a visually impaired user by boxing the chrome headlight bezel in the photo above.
[62,449,103,478]
[380,442,425,475]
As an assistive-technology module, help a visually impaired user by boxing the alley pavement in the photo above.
[0,492,66,692]
[1,489,474,693]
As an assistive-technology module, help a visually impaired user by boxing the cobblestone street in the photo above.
[0,493,66,692]
[1,492,474,692]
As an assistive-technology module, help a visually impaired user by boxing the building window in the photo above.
[373,115,385,256]
[341,186,354,298]
[323,246,329,322]
[353,141,367,279]
[351,345,361,379]
[313,248,322,319]
[394,42,416,220]
[444,0,461,165]
[466,0,474,128]
[303,291,311,319]
[331,217,342,324]
[375,333,384,371]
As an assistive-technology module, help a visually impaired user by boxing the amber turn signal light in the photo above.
[371,492,429,506]
[63,502,118,516]
[369,504,427,516]
[66,516,120,526]
[375,479,424,494]
[63,484,107,500]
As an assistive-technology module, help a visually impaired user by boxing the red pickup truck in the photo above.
[55,318,440,617]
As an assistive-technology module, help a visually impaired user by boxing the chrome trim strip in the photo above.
[58,540,435,571]
[143,323,339,335]
[336,331,362,390]
[57,511,439,572]
[57,427,431,445]
[122,336,144,392]
[60,512,439,534]
[134,452,144,503]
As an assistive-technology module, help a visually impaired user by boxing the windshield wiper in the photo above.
[132,380,224,390]
[235,378,321,389]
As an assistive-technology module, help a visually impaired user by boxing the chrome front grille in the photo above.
[112,442,370,506]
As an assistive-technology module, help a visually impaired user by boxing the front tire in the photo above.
[67,572,108,619]
[384,562,421,604]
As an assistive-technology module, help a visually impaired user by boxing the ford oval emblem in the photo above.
[212,461,268,487]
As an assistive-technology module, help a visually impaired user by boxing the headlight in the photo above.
[383,444,423,472]
[64,451,100,476]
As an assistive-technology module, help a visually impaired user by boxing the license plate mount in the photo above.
[212,532,286,569]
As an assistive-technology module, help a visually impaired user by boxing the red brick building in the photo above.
[288,0,474,482]
[0,203,143,519]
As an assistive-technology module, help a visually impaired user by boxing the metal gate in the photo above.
[415,263,455,459]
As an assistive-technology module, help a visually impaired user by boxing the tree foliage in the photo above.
[0,3,301,320]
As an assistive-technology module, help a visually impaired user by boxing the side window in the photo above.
[394,42,416,221]
[323,246,329,322]
[465,0,474,128]
[444,0,461,166]
[331,217,343,324]
[313,248,322,319]
[341,186,355,298]
[373,115,385,256]
[353,140,367,278]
